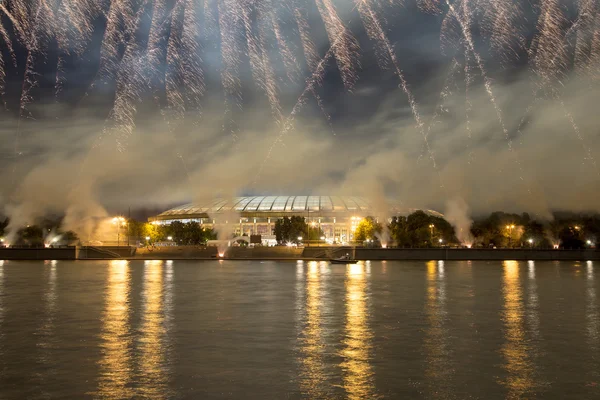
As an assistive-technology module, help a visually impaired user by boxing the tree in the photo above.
[558,226,585,249]
[15,225,45,247]
[354,216,382,242]
[127,219,146,243]
[388,211,457,248]
[274,216,308,244]
[389,216,411,247]
[522,220,550,248]
[0,218,8,238]
[142,222,165,243]
[61,231,79,245]
[275,217,292,244]
[165,221,216,245]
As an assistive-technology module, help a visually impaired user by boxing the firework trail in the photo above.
[242,0,283,124]
[218,0,244,139]
[0,15,13,98]
[443,0,529,186]
[425,58,461,141]
[54,1,103,98]
[1,0,600,190]
[95,0,144,89]
[147,0,175,91]
[100,0,154,151]
[253,41,338,184]
[269,1,302,84]
[166,0,188,122]
[294,3,319,74]
[529,0,569,87]
[179,0,205,112]
[315,0,360,89]
[14,0,61,169]
[464,46,475,163]
[163,0,198,182]
[292,0,336,133]
[417,0,443,15]
[527,0,599,174]
[558,96,599,175]
[357,0,443,185]
[481,0,525,66]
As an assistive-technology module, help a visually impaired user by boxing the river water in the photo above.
[0,259,598,399]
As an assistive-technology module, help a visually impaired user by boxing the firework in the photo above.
[0,0,598,183]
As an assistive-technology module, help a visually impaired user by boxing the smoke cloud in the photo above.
[1,1,600,242]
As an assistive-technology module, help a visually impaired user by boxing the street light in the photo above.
[506,224,515,248]
[167,236,173,241]
[429,224,435,244]
[528,238,533,248]
[112,216,126,246]
[438,238,443,247]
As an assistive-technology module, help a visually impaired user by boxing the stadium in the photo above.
[150,196,443,243]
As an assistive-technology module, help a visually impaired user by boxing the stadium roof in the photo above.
[153,196,443,220]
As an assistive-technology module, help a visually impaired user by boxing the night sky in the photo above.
[1,0,599,226]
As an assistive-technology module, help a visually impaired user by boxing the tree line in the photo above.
[274,210,600,249]
[2,210,600,249]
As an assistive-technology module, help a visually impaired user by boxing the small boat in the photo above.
[330,253,356,264]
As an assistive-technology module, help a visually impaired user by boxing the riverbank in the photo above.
[1,246,600,261]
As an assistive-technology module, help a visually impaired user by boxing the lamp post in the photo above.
[506,224,515,248]
[320,236,325,247]
[438,238,443,247]
[429,224,435,246]
[112,216,126,246]
[528,238,534,248]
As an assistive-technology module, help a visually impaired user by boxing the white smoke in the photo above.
[444,197,474,246]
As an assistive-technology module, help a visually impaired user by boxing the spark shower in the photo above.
[1,0,599,179]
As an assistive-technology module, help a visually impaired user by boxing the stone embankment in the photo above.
[1,246,599,261]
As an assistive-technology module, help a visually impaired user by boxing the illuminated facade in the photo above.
[149,196,443,243]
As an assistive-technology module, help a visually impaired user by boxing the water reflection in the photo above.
[586,262,598,352]
[139,260,170,398]
[297,261,326,397]
[340,263,375,399]
[34,260,58,394]
[527,261,540,340]
[423,261,452,395]
[38,260,58,346]
[501,261,534,398]
[0,260,3,345]
[96,260,133,398]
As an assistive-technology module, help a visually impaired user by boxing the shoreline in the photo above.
[1,246,599,261]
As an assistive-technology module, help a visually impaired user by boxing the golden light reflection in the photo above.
[586,261,598,352]
[38,261,58,345]
[298,261,326,397]
[96,260,133,398]
[340,263,375,400]
[139,260,169,398]
[501,260,534,398]
[0,260,3,330]
[527,261,540,340]
[35,260,58,393]
[423,261,451,391]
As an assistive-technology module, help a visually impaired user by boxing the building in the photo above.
[149,196,443,243]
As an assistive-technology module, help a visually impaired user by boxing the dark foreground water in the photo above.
[0,260,599,399]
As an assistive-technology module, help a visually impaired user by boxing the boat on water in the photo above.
[329,253,356,264]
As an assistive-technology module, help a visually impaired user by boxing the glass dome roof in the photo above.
[156,196,444,218]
